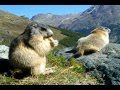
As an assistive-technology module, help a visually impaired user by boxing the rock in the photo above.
[54,47,74,59]
[0,45,10,74]
[0,45,9,59]
[54,43,120,85]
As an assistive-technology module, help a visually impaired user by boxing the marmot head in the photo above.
[24,22,54,38]
[91,26,111,34]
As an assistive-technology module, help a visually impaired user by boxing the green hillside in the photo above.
[0,10,30,46]
[0,10,82,47]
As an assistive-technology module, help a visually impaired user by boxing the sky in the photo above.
[0,5,91,19]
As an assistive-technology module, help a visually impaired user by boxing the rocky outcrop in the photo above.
[0,45,9,59]
[54,43,120,85]
[1,44,120,84]
[0,45,11,74]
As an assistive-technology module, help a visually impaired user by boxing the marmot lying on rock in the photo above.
[67,26,111,58]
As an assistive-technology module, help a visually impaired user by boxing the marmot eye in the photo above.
[105,27,108,29]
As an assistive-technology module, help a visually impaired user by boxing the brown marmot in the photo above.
[9,22,58,76]
[67,26,111,58]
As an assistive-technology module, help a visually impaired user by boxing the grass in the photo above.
[0,10,30,46]
[0,52,99,85]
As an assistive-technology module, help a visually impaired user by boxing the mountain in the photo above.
[31,13,80,27]
[0,10,30,46]
[31,5,120,43]
[59,5,120,31]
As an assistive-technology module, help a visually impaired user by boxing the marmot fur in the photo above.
[9,22,58,76]
[67,26,111,58]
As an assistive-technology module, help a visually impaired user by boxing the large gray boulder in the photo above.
[54,43,120,85]
[0,45,9,59]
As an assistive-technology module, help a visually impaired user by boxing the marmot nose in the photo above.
[104,27,111,33]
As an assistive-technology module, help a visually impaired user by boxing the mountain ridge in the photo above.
[31,5,120,43]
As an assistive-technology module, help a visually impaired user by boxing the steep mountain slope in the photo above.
[31,5,120,43]
[0,10,30,46]
[62,5,120,32]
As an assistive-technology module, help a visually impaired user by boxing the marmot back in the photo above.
[67,26,111,58]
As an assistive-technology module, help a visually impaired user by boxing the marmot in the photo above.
[9,22,58,76]
[67,26,111,58]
